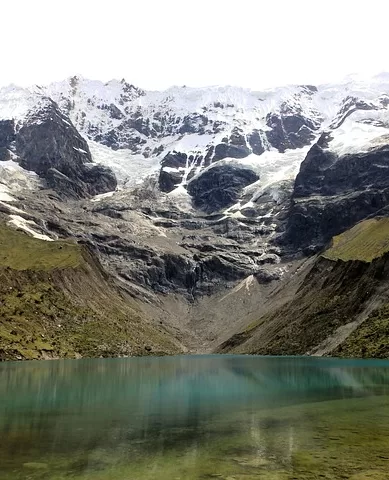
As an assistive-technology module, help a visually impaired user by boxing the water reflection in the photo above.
[1,355,389,479]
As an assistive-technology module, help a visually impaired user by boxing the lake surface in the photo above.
[1,355,389,480]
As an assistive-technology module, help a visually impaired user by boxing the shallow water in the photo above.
[1,355,389,480]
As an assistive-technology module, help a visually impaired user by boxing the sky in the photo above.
[2,0,389,90]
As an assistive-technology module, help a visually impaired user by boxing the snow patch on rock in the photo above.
[8,215,53,241]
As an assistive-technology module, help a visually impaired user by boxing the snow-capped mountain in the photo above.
[4,73,389,359]
[2,73,389,251]
[2,73,389,198]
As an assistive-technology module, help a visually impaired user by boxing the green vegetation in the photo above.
[323,217,389,262]
[335,303,389,358]
[0,224,82,270]
[0,224,180,360]
[220,218,389,358]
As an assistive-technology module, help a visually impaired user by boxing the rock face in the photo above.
[8,101,117,198]
[265,112,319,152]
[0,120,15,160]
[159,151,189,192]
[16,101,92,176]
[218,219,389,357]
[284,139,389,250]
[0,120,15,148]
[187,165,259,213]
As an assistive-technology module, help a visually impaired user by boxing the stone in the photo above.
[187,164,259,213]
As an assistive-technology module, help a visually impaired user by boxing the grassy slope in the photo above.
[323,217,389,262]
[0,224,181,361]
[0,225,82,270]
[218,218,389,358]
[334,303,389,358]
[324,218,389,358]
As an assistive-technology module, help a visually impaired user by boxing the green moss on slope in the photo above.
[0,224,181,361]
[219,218,389,358]
[335,304,389,358]
[0,224,82,270]
[323,218,389,262]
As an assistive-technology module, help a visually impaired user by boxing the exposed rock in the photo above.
[16,101,91,175]
[247,130,265,155]
[229,127,247,146]
[159,169,182,193]
[212,143,251,162]
[284,143,389,249]
[81,164,117,196]
[0,120,16,161]
[265,113,318,152]
[158,151,188,192]
[161,151,188,169]
[187,165,259,213]
[0,120,15,149]
[13,101,117,198]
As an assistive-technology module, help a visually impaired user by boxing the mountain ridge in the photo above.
[2,73,389,359]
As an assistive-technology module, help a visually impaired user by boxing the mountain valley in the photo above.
[2,73,389,359]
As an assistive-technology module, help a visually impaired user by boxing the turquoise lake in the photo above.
[1,355,389,479]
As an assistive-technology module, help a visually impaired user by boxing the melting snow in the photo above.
[88,140,161,186]
[73,146,88,154]
[8,215,53,241]
[167,184,194,212]
[326,110,389,156]
[0,187,14,202]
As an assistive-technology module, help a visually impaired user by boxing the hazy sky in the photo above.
[2,0,388,90]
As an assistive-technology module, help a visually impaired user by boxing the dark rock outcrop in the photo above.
[79,164,117,196]
[158,152,188,192]
[14,101,117,197]
[284,142,389,249]
[187,164,259,213]
[265,113,318,152]
[159,169,183,193]
[0,120,15,149]
[0,120,16,160]
[247,130,265,155]
[212,143,251,162]
[295,144,389,197]
[16,101,91,176]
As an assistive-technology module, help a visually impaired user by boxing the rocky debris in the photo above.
[187,165,259,213]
